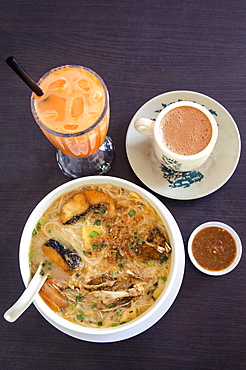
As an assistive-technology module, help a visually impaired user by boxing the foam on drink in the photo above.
[160,106,212,156]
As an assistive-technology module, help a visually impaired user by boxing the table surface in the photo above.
[1,1,245,369]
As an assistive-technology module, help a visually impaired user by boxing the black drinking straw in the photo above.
[6,56,44,96]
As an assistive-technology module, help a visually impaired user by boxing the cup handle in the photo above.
[134,118,155,137]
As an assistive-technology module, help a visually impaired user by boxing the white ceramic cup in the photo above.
[134,101,218,172]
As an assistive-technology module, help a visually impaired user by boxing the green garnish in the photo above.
[38,217,46,225]
[138,239,145,245]
[91,303,97,308]
[32,228,37,235]
[147,260,154,267]
[115,251,121,258]
[39,270,44,276]
[92,244,99,249]
[133,231,138,238]
[89,230,102,238]
[98,321,103,326]
[159,256,168,264]
[94,220,101,226]
[108,303,116,308]
[116,311,122,316]
[128,244,134,249]
[118,263,123,268]
[112,323,119,327]
[76,296,83,302]
[83,250,89,256]
[128,210,136,216]
[77,314,85,320]
[158,276,167,281]
[94,209,106,214]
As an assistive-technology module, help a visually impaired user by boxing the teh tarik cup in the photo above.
[134,101,218,172]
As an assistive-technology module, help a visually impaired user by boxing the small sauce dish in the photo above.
[188,221,242,276]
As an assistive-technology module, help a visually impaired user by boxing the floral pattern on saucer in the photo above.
[126,90,241,200]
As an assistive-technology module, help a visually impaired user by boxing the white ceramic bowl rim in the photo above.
[188,221,242,276]
[19,175,184,336]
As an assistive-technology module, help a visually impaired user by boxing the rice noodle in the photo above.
[29,184,172,328]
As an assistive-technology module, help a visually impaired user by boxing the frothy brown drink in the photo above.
[160,106,212,156]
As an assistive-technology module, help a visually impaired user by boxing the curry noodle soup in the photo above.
[29,184,172,328]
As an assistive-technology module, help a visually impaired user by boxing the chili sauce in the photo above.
[192,226,237,271]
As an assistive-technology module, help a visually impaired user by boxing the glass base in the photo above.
[56,136,115,178]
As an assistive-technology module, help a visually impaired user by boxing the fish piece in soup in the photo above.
[83,190,116,218]
[60,190,116,224]
[42,239,81,273]
[60,193,89,224]
[39,279,69,312]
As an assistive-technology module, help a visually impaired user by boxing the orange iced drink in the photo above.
[31,66,109,158]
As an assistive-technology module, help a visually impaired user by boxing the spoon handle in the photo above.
[4,263,47,322]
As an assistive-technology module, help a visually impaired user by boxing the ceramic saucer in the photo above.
[126,90,241,200]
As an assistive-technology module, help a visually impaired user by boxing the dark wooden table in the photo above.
[1,1,245,369]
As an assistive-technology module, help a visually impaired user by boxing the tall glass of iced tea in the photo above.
[31,65,114,178]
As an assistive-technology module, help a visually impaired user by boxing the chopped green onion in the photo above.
[94,209,106,214]
[133,231,138,238]
[83,250,89,256]
[147,260,154,267]
[128,244,134,249]
[98,321,103,326]
[108,303,116,308]
[89,230,102,238]
[32,228,37,235]
[138,239,145,245]
[118,263,123,268]
[94,220,101,226]
[77,314,85,320]
[158,276,167,281]
[112,323,119,327]
[76,296,83,302]
[128,210,136,216]
[117,311,122,316]
[92,244,99,249]
[159,256,168,264]
[38,217,46,225]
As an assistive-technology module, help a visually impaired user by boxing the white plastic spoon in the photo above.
[4,262,47,322]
